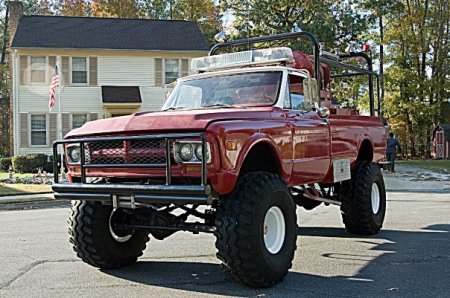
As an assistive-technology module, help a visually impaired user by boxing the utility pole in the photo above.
[379,5,384,110]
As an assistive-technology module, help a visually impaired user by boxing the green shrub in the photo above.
[0,157,12,171]
[12,154,49,173]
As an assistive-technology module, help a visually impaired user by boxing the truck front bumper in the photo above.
[52,183,215,206]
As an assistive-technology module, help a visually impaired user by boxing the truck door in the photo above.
[285,73,331,185]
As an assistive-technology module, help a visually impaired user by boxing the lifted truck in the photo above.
[52,32,386,288]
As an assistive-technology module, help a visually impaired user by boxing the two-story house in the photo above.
[9,2,209,156]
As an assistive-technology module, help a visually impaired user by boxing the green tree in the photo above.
[138,0,170,19]
[220,0,371,50]
[60,0,90,16]
[0,0,9,156]
[90,0,141,18]
[173,0,221,44]
[382,0,450,157]
[22,0,57,15]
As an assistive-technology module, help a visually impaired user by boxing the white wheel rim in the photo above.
[371,183,380,214]
[109,210,133,243]
[263,206,286,254]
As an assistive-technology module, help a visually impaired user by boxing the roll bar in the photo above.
[209,31,379,116]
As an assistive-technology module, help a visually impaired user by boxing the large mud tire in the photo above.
[341,162,386,235]
[68,200,149,269]
[215,172,297,288]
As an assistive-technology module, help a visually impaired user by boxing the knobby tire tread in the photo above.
[215,172,297,288]
[341,161,386,235]
[68,200,149,269]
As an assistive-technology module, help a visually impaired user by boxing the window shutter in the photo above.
[49,113,57,145]
[155,58,163,86]
[19,113,29,147]
[89,113,98,121]
[62,113,70,136]
[19,55,28,85]
[181,59,189,77]
[89,57,98,86]
[62,57,70,85]
[48,56,56,84]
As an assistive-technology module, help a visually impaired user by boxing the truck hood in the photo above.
[65,108,274,138]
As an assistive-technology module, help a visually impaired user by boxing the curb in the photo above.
[0,191,53,198]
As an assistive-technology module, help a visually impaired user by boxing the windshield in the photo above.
[161,71,282,111]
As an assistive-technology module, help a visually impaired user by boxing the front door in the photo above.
[286,74,331,185]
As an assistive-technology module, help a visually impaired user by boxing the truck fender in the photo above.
[234,133,290,181]
[356,135,375,163]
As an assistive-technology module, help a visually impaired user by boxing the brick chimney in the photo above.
[9,0,24,46]
[8,0,23,156]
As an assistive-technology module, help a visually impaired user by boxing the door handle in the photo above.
[286,113,301,119]
[318,121,328,126]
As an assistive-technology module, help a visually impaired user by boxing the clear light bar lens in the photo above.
[191,47,294,71]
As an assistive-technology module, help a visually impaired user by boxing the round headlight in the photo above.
[69,147,81,163]
[179,144,193,161]
[195,144,203,160]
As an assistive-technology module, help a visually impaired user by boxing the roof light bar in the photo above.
[191,47,294,72]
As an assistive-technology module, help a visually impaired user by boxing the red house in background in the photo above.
[433,124,450,159]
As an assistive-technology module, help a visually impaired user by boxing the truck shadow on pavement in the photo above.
[103,224,450,297]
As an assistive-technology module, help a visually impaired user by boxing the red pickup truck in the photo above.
[52,32,386,288]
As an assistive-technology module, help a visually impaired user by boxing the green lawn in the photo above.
[399,160,450,173]
[0,183,52,196]
[0,172,34,179]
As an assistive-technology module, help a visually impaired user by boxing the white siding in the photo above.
[18,86,103,114]
[17,86,104,156]
[139,87,166,112]
[98,57,154,86]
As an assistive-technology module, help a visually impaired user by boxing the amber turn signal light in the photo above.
[226,141,238,151]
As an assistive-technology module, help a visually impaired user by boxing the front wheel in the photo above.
[68,201,150,268]
[215,172,297,288]
[341,162,386,235]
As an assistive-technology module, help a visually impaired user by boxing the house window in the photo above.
[72,57,88,84]
[165,59,180,84]
[72,114,87,129]
[30,56,46,83]
[30,114,47,146]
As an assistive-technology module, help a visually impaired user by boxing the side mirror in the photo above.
[318,106,330,119]
[303,78,319,108]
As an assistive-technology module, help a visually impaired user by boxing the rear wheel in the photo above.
[68,200,149,268]
[341,162,386,235]
[215,172,297,288]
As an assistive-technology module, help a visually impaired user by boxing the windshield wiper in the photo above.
[202,103,235,108]
[162,107,185,111]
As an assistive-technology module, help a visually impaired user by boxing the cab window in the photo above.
[286,74,305,110]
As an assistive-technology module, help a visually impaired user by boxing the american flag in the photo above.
[49,65,59,111]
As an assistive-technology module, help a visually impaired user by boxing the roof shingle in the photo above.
[11,15,210,52]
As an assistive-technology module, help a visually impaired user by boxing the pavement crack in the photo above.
[0,260,47,290]
[0,258,79,290]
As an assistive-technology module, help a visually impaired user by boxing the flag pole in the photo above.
[57,56,65,180]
